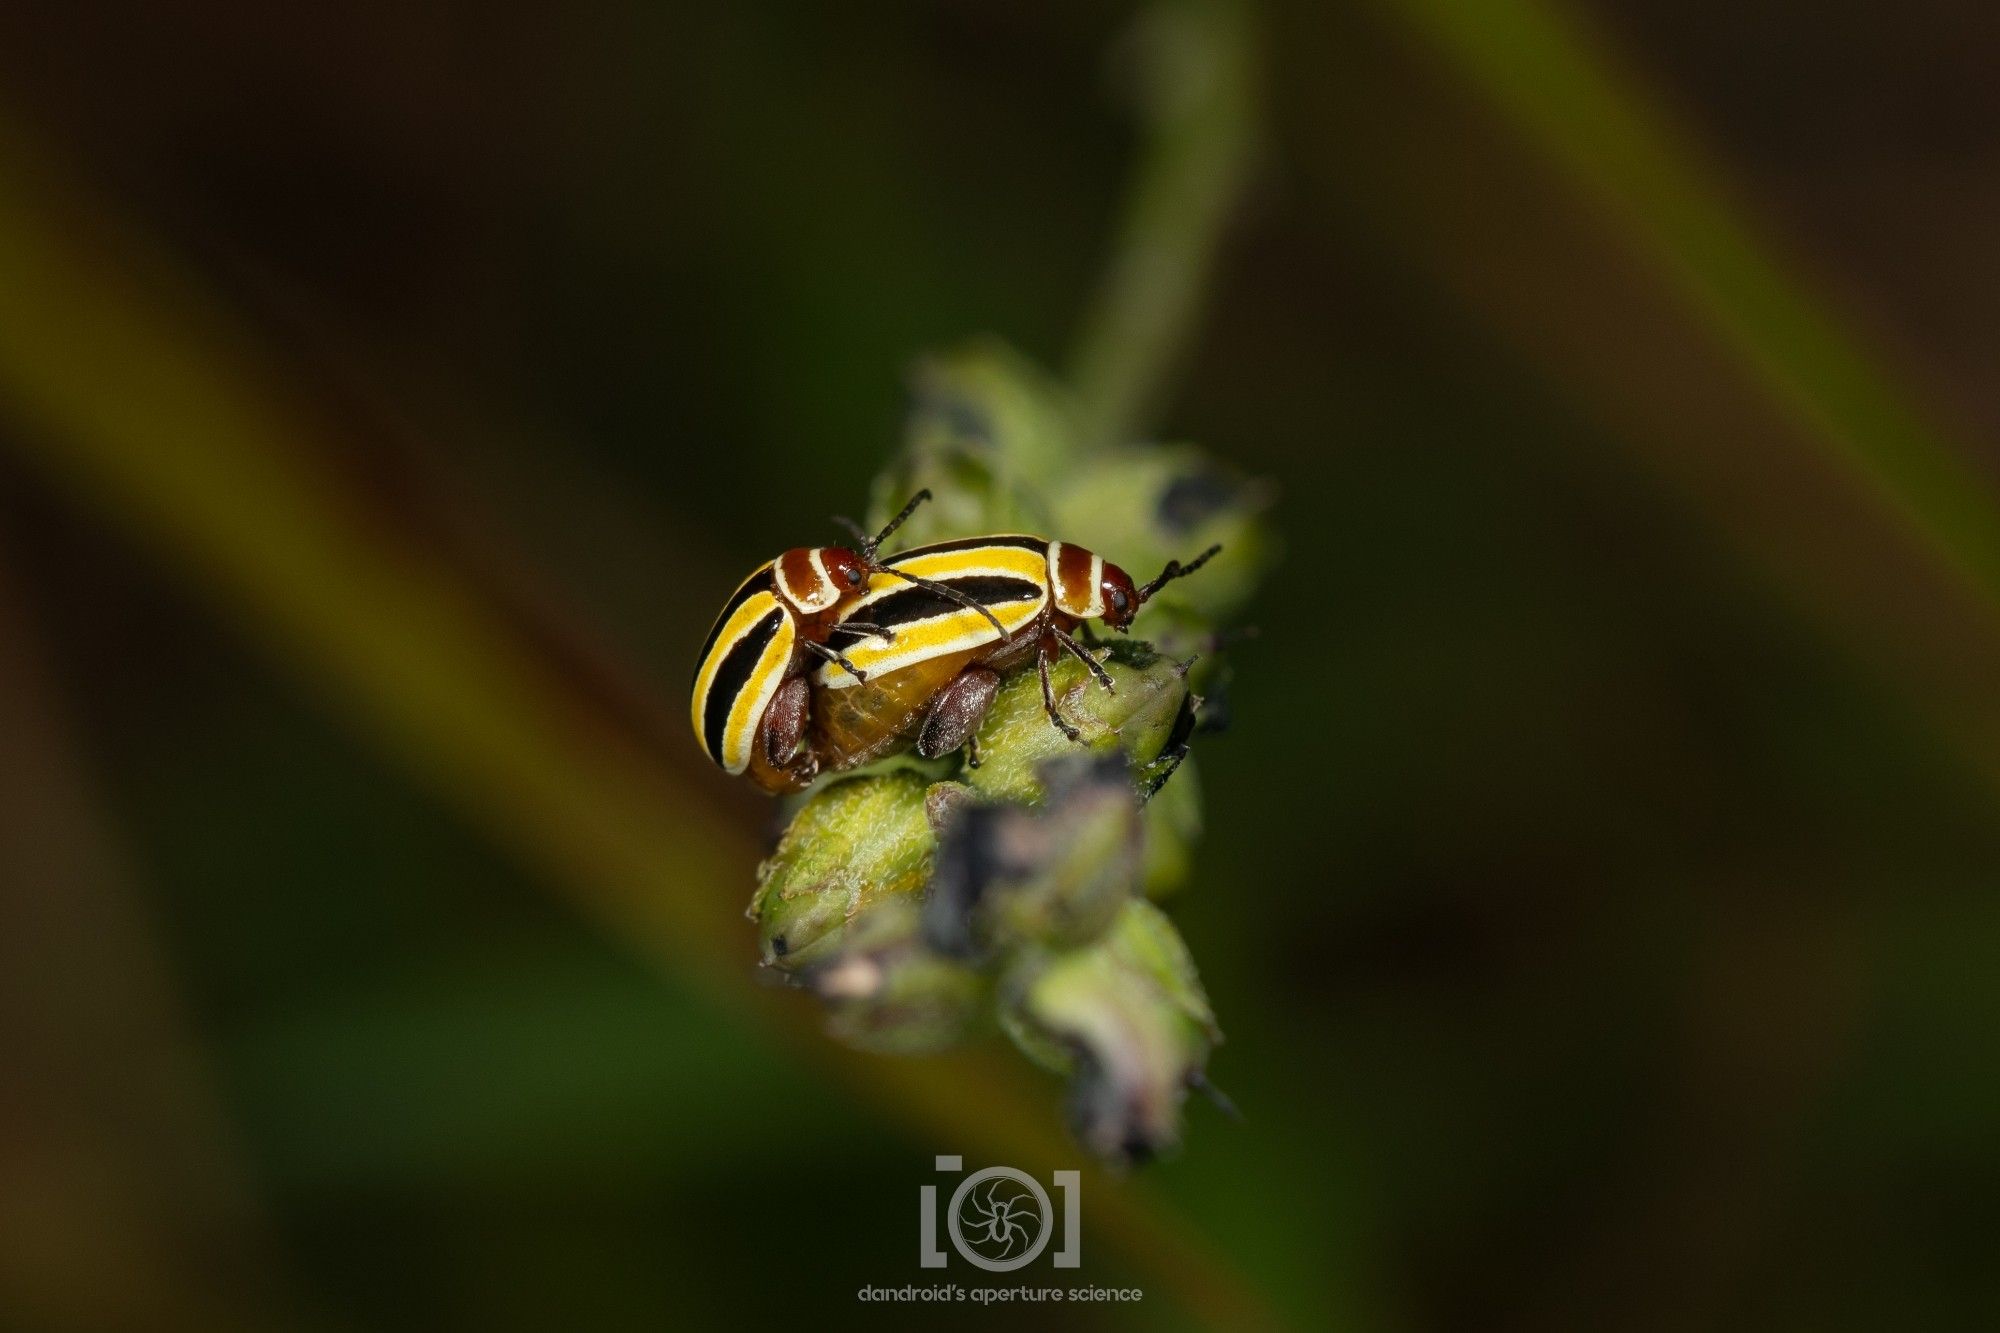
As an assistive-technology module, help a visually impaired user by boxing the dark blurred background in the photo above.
[3,1,2000,1329]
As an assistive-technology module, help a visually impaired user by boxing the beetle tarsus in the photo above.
[1053,626,1115,694]
[803,639,867,682]
[1038,648,1083,743]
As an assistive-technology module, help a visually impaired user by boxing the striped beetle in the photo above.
[689,491,1004,789]
[804,534,1221,775]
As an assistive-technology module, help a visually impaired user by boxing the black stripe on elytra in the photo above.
[826,575,1042,651]
[692,563,776,690]
[701,607,783,764]
[884,534,1048,564]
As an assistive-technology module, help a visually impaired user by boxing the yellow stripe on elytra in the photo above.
[815,594,1043,689]
[691,589,797,771]
[848,544,1051,610]
[718,614,797,773]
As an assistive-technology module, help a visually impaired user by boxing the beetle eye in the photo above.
[1109,588,1129,613]
[843,566,864,586]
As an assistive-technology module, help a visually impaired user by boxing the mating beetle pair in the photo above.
[690,492,1218,793]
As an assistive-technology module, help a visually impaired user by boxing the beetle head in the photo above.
[1099,562,1141,631]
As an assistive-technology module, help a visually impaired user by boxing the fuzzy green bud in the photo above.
[999,899,1223,1162]
[963,642,1195,804]
[803,899,989,1054]
[750,771,933,969]
[925,754,1145,960]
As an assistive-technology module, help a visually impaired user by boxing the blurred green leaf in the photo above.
[1379,0,2000,615]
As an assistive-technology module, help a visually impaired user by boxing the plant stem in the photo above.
[1068,0,1259,452]
[1377,0,2000,620]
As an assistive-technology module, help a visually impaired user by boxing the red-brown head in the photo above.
[1099,562,1141,630]
[773,486,951,621]
[772,545,869,618]
[773,489,997,630]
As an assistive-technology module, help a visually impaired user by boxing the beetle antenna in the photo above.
[867,488,932,555]
[874,566,1009,638]
[1137,544,1222,604]
[833,488,933,560]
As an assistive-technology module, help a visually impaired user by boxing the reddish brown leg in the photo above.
[917,666,1002,760]
[1051,624,1114,694]
[1038,638,1083,742]
[762,675,811,766]
[801,638,867,682]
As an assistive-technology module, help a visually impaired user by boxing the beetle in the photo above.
[805,534,1221,773]
[689,491,1004,789]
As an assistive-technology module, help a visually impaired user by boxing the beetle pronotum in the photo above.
[688,491,1004,785]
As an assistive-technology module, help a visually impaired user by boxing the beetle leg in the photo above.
[801,639,867,682]
[917,666,1002,760]
[1038,640,1083,743]
[839,620,896,643]
[761,675,811,766]
[1052,625,1115,694]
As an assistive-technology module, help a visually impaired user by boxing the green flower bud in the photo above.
[963,642,1195,804]
[998,900,1222,1163]
[750,771,934,969]
[804,898,989,1055]
[925,753,1145,960]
